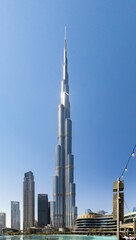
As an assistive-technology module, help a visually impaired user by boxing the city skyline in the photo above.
[0,0,136,229]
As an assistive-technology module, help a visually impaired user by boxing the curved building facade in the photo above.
[75,212,136,234]
[74,213,117,234]
[51,37,77,229]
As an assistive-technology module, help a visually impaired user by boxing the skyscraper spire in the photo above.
[50,33,77,229]
[62,27,68,87]
[65,26,66,41]
[64,27,67,59]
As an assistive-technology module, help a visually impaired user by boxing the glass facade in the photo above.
[11,201,20,230]
[0,212,6,229]
[51,38,77,229]
[38,194,49,227]
[23,171,35,231]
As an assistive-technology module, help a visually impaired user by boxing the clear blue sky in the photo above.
[0,0,136,228]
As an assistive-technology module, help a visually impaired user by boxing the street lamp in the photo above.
[116,144,136,240]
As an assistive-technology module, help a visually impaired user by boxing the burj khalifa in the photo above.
[50,35,77,229]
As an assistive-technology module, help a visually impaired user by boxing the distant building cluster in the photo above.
[0,171,50,232]
[23,171,50,231]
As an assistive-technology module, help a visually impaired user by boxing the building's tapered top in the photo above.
[64,28,67,65]
[63,30,68,82]
[61,31,70,113]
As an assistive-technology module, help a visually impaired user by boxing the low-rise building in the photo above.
[74,211,136,235]
[74,212,116,234]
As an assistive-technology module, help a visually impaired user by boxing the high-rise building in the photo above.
[0,212,6,229]
[48,202,50,225]
[38,194,49,227]
[11,201,20,229]
[50,36,77,229]
[23,171,35,231]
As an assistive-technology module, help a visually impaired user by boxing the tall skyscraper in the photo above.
[0,212,6,229]
[23,171,35,231]
[51,36,77,229]
[38,194,49,227]
[11,201,20,230]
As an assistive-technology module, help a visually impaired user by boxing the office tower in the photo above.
[23,171,35,231]
[50,36,77,229]
[38,194,49,227]
[11,201,20,229]
[0,212,6,229]
[48,202,50,225]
